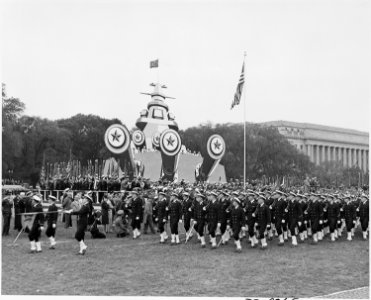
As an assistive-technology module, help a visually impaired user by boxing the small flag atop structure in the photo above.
[150,59,159,68]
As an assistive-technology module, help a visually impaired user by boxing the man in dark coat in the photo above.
[254,194,271,249]
[286,192,303,247]
[13,193,23,232]
[308,193,323,244]
[130,188,143,239]
[181,192,193,238]
[2,191,13,236]
[245,191,258,247]
[154,191,169,243]
[62,189,73,228]
[193,192,207,248]
[67,194,91,255]
[342,195,356,241]
[169,192,183,245]
[229,197,246,252]
[271,191,287,246]
[217,191,231,245]
[45,195,58,249]
[326,194,340,242]
[205,191,219,249]
[28,195,45,253]
[358,194,369,240]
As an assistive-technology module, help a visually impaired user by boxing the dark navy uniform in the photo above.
[28,202,45,242]
[286,200,303,236]
[71,203,90,242]
[255,202,271,239]
[46,202,59,238]
[131,195,143,232]
[193,200,207,237]
[154,199,168,234]
[182,195,193,233]
[230,206,245,241]
[206,201,219,238]
[272,197,287,236]
[359,199,369,232]
[169,199,182,235]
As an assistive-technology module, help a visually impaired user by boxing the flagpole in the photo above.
[243,51,247,190]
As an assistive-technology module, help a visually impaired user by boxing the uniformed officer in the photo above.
[45,195,58,249]
[254,194,271,249]
[326,194,339,242]
[217,191,231,245]
[28,195,45,253]
[358,194,369,240]
[2,190,13,236]
[206,191,219,249]
[181,192,193,239]
[308,193,322,244]
[271,190,287,246]
[245,191,259,247]
[67,194,91,255]
[193,192,207,248]
[153,191,169,243]
[130,188,143,239]
[286,192,303,247]
[229,197,246,252]
[342,195,356,241]
[169,192,182,245]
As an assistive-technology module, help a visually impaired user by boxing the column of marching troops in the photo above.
[1,185,369,255]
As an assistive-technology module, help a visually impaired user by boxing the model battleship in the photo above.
[104,82,225,182]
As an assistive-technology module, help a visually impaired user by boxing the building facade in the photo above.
[263,121,369,172]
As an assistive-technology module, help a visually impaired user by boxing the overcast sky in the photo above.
[2,0,370,132]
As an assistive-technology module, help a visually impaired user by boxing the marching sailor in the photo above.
[193,192,207,248]
[68,194,91,255]
[359,194,369,240]
[28,195,45,253]
[254,194,271,249]
[154,191,169,243]
[130,188,143,239]
[229,197,245,252]
[205,191,219,249]
[169,192,182,245]
[45,195,58,249]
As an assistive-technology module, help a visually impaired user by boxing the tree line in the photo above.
[2,84,368,188]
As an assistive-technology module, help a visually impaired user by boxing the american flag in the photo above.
[231,62,245,109]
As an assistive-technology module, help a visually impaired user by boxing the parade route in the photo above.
[2,222,369,296]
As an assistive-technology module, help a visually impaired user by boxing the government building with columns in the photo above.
[262,121,369,172]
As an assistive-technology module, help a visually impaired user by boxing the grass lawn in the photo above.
[1,220,369,297]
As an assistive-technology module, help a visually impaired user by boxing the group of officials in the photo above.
[2,184,369,254]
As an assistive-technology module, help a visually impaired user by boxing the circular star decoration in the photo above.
[108,128,124,147]
[163,132,177,151]
[211,137,223,155]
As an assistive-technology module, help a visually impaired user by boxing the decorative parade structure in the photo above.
[103,82,226,182]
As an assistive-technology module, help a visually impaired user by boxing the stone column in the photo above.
[343,148,347,167]
[358,149,362,169]
[347,148,352,167]
[321,145,325,163]
[327,146,331,161]
[363,149,367,172]
[307,145,313,163]
[316,145,320,165]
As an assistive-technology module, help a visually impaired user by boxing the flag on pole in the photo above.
[150,59,159,68]
[231,61,245,109]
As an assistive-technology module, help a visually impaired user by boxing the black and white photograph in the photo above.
[1,0,369,298]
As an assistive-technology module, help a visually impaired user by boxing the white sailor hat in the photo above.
[232,197,241,204]
[209,191,218,197]
[32,195,42,202]
[84,194,92,202]
[48,195,57,201]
